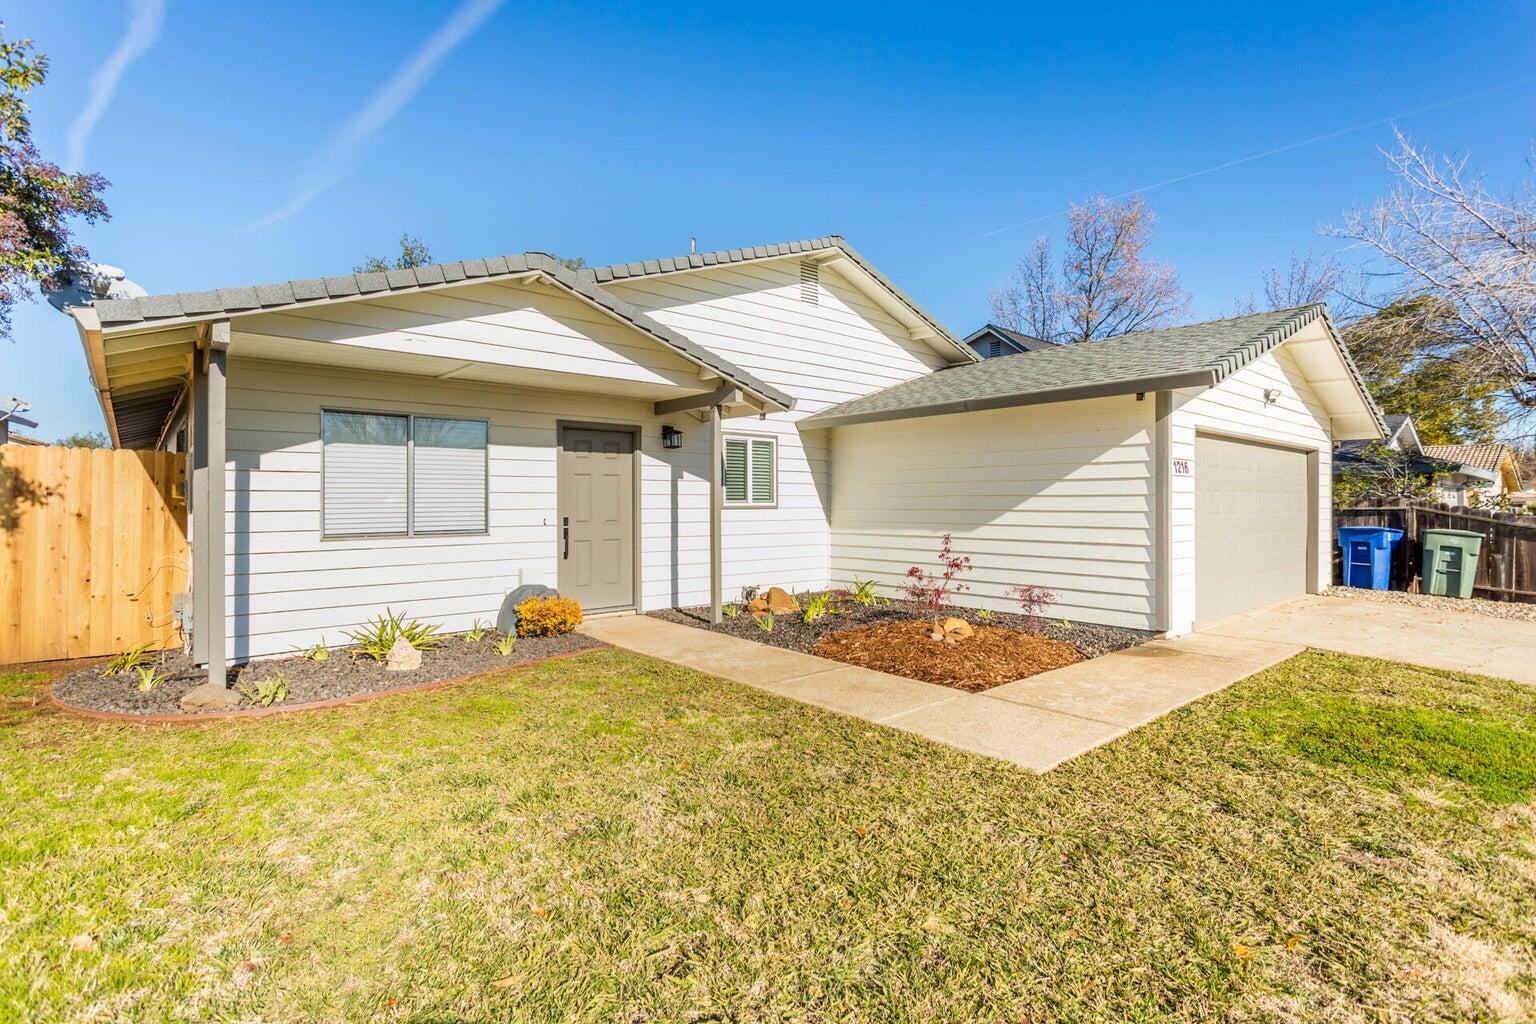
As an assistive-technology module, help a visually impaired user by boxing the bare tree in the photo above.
[988,236,1060,340]
[989,195,1189,343]
[1330,130,1536,415]
[1233,251,1343,315]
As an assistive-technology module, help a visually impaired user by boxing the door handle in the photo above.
[562,516,569,559]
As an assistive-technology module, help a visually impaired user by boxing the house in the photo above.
[1420,442,1522,505]
[58,237,1381,686]
[1333,412,1522,506]
[963,323,1056,359]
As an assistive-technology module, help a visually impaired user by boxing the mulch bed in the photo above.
[653,597,1150,659]
[51,631,604,717]
[812,620,1083,690]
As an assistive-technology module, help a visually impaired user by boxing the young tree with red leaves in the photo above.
[0,26,109,340]
[904,533,973,626]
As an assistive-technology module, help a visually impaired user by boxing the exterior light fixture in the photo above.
[1262,388,1282,405]
[661,424,683,449]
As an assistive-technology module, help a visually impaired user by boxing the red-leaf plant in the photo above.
[904,532,973,626]
[1005,583,1056,633]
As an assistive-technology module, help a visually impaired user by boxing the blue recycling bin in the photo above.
[1336,526,1404,590]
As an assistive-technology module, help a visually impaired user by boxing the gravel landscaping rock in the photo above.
[651,593,1152,666]
[52,631,604,716]
[1323,585,1536,623]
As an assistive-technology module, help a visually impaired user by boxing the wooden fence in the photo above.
[1333,500,1536,604]
[1,446,188,664]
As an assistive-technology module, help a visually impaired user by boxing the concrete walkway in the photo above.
[581,615,1300,771]
[1202,593,1536,685]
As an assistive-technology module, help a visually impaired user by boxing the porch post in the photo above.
[192,320,229,685]
[709,402,723,623]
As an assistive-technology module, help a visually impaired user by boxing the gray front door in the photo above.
[557,426,636,611]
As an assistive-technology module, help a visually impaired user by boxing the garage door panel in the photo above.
[1195,435,1309,625]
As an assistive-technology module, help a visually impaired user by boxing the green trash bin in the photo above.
[1421,529,1485,599]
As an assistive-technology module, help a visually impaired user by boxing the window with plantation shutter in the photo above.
[322,411,408,537]
[723,434,775,506]
[321,410,488,538]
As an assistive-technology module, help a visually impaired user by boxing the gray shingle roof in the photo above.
[582,236,976,364]
[963,323,1056,355]
[91,252,793,412]
[800,304,1382,429]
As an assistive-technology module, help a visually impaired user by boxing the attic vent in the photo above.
[799,259,819,305]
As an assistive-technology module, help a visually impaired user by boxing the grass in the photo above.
[2,649,1534,1022]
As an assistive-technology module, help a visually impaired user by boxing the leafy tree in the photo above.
[354,233,432,273]
[1343,295,1506,445]
[1334,440,1437,508]
[559,256,586,271]
[0,26,110,340]
[53,430,108,448]
[990,195,1190,343]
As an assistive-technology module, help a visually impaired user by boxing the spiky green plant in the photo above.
[344,609,442,662]
[754,614,774,633]
[239,671,289,707]
[294,638,329,661]
[105,642,155,677]
[850,577,878,607]
[463,619,489,643]
[802,593,831,625]
[723,604,741,619]
[493,633,517,656]
[976,608,993,623]
[134,664,170,692]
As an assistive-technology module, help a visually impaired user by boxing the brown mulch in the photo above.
[811,620,1083,691]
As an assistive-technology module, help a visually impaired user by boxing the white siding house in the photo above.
[64,238,1382,681]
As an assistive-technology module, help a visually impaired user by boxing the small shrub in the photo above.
[345,608,442,662]
[850,577,878,607]
[905,533,973,624]
[105,642,154,677]
[492,633,517,656]
[976,608,993,623]
[516,595,582,637]
[295,638,329,661]
[239,671,289,707]
[803,592,832,625]
[723,603,741,619]
[134,664,169,692]
[754,614,774,632]
[463,619,488,643]
[1006,583,1056,621]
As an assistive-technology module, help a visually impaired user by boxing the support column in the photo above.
[709,403,723,623]
[1153,391,1173,635]
[192,321,230,685]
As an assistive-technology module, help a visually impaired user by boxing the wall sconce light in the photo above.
[1262,388,1282,405]
[661,424,683,449]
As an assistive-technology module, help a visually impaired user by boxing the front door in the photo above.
[557,426,636,611]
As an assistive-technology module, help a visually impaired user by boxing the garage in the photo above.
[1194,434,1311,625]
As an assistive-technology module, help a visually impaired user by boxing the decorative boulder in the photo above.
[746,596,769,615]
[385,636,422,672]
[497,584,557,636]
[763,587,800,615]
[180,682,241,713]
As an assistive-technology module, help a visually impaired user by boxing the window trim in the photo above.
[722,432,778,509]
[320,407,490,540]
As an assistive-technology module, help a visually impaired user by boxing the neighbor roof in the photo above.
[963,323,1055,354]
[1422,442,1520,479]
[583,236,976,364]
[83,252,793,413]
[799,304,1384,431]
[1336,412,1417,458]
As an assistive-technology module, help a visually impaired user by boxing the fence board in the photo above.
[0,447,188,663]
[1334,500,1536,604]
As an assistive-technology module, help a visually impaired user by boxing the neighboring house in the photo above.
[0,431,44,446]
[1420,443,1522,505]
[963,323,1056,359]
[57,238,1381,686]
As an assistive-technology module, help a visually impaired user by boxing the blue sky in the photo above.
[4,0,1534,439]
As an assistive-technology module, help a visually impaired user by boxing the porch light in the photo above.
[661,424,683,449]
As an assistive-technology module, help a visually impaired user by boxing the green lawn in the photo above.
[2,650,1533,1023]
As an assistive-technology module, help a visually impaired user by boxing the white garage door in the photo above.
[1195,434,1310,625]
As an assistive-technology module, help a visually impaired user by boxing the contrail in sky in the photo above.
[248,0,505,230]
[972,74,1536,240]
[65,0,167,170]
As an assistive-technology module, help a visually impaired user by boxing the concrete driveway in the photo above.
[1201,593,1536,686]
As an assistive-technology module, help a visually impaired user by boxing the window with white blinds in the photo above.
[723,435,776,506]
[321,411,487,538]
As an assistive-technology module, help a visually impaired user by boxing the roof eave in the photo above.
[798,369,1217,430]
